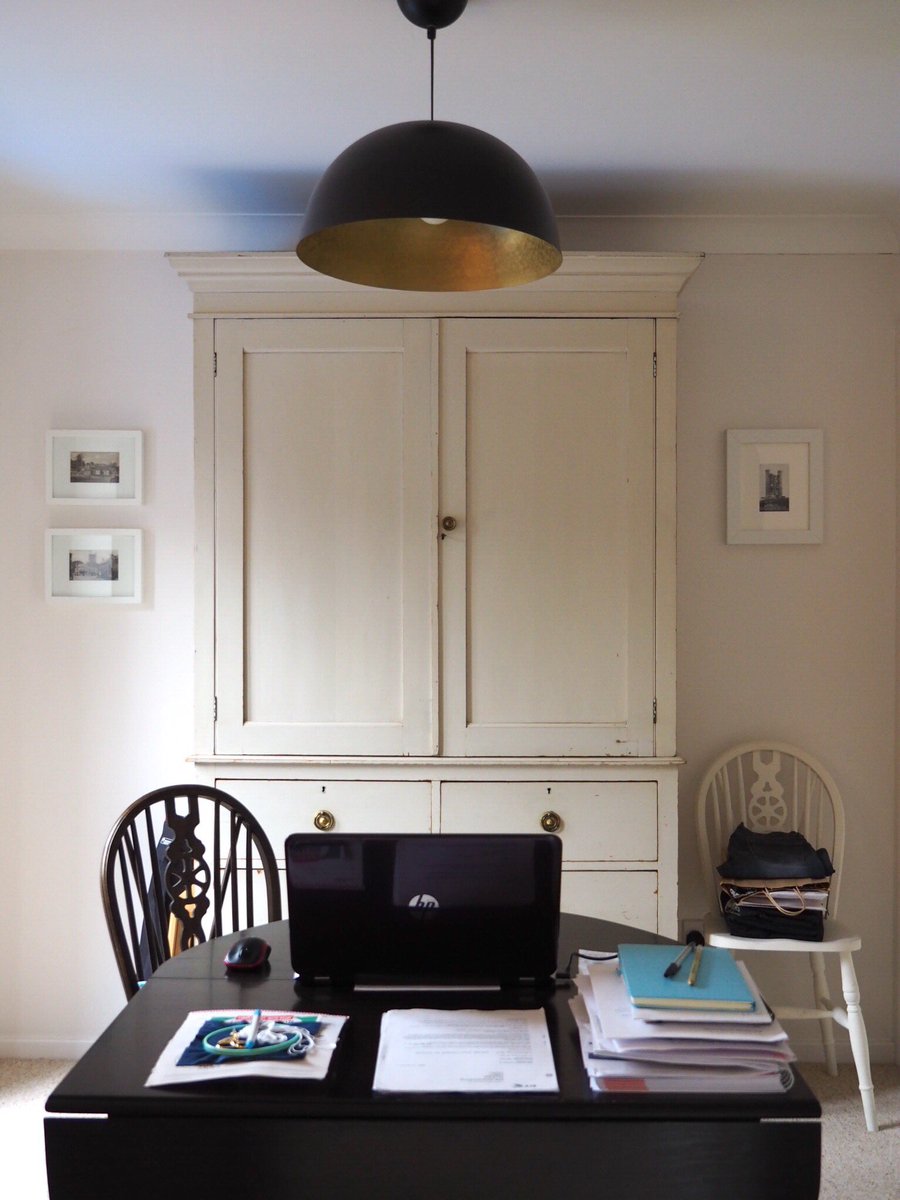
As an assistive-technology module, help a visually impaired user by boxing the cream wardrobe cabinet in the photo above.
[170,252,701,937]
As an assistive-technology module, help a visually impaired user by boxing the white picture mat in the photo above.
[47,429,142,503]
[727,429,823,543]
[46,528,142,602]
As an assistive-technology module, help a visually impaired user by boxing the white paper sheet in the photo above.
[372,1008,559,1093]
[144,1009,348,1087]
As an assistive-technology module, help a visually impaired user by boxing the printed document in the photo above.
[373,1008,559,1093]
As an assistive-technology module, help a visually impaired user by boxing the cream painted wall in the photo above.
[0,252,195,1054]
[0,246,896,1062]
[675,254,898,1062]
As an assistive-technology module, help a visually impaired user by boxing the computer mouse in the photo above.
[224,936,271,970]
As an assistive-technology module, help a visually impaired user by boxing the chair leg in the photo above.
[809,951,837,1075]
[838,950,878,1133]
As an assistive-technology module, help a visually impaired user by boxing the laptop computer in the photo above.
[285,833,562,987]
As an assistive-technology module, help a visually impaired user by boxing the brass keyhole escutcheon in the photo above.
[540,810,562,833]
[313,809,336,832]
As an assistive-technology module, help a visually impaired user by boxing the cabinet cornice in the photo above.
[168,251,703,318]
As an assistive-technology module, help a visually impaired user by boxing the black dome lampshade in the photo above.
[296,0,561,292]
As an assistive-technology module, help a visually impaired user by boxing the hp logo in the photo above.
[408,894,439,909]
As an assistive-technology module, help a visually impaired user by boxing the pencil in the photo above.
[687,945,703,987]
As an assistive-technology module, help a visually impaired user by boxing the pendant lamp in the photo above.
[296,0,561,292]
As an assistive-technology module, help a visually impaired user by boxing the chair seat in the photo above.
[705,912,862,954]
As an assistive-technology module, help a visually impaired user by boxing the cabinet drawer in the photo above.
[217,779,433,862]
[562,870,658,932]
[439,782,657,862]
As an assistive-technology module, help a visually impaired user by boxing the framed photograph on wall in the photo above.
[46,529,143,602]
[47,430,142,503]
[726,429,823,544]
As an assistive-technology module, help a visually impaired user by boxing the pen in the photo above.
[244,1008,262,1049]
[663,943,694,979]
[687,945,704,987]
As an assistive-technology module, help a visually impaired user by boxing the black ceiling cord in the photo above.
[397,0,469,122]
[429,26,435,121]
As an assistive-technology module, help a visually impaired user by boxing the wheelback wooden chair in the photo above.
[101,783,282,998]
[696,742,877,1132]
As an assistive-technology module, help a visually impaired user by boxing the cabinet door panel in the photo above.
[214,319,436,754]
[440,319,656,755]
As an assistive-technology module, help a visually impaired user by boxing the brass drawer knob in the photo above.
[540,810,562,833]
[313,809,336,832]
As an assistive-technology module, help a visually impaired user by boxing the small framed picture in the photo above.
[46,529,143,603]
[47,430,142,503]
[726,429,823,544]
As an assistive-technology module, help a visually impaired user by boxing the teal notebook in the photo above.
[617,944,757,1012]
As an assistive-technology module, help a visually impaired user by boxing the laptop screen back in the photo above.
[286,833,562,986]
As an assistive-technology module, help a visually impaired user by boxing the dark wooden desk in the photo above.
[45,914,820,1200]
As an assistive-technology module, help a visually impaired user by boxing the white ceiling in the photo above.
[2,1,898,245]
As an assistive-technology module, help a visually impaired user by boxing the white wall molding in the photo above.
[0,211,896,255]
[558,214,899,256]
[0,212,305,253]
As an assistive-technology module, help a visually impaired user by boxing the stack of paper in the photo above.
[570,948,795,1095]
[721,885,829,914]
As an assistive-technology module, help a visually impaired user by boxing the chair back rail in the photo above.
[696,741,845,917]
[101,784,282,998]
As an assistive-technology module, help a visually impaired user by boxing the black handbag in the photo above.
[717,823,834,942]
